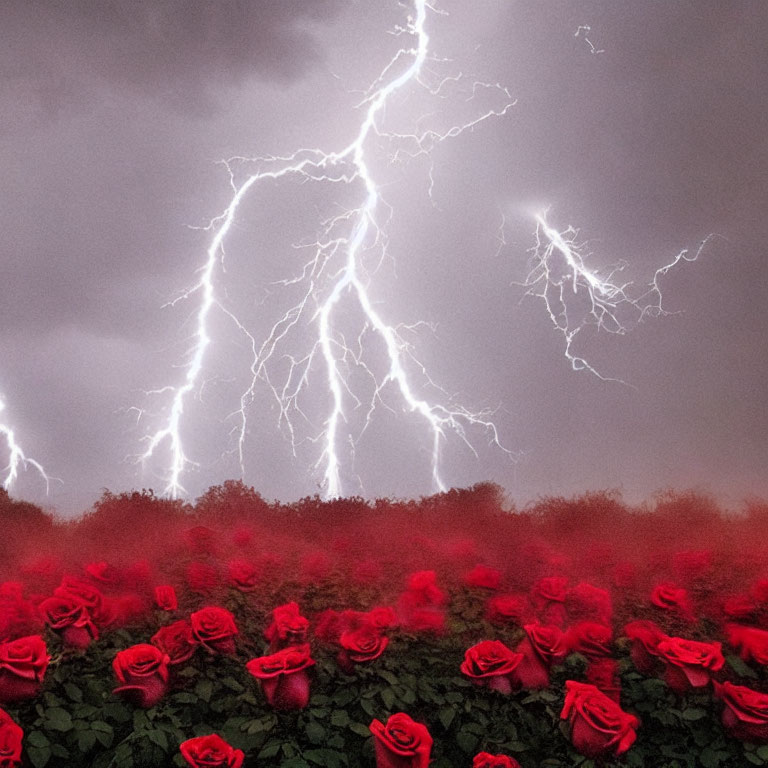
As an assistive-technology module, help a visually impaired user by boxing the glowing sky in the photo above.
[1,0,766,514]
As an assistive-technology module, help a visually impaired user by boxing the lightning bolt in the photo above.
[139,0,515,499]
[0,394,52,493]
[521,208,715,382]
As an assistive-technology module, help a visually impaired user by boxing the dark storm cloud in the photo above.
[1,0,343,128]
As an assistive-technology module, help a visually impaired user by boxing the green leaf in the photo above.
[305,721,326,744]
[64,682,83,702]
[220,676,245,692]
[349,723,371,738]
[330,710,350,727]
[681,707,708,721]
[455,730,478,755]
[195,678,214,703]
[77,730,97,752]
[45,707,73,732]
[758,747,768,761]
[438,707,456,730]
[27,746,52,768]
[745,754,764,765]
[27,732,50,749]
[381,687,396,710]
[147,729,169,751]
[258,742,281,759]
[727,654,759,679]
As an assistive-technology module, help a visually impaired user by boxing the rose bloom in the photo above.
[338,628,389,674]
[0,708,23,768]
[726,624,768,665]
[472,753,520,768]
[226,560,260,592]
[265,602,309,650]
[112,644,170,708]
[565,622,613,659]
[154,585,178,611]
[190,606,238,655]
[404,571,446,606]
[365,606,398,632]
[650,583,694,621]
[369,713,432,768]
[84,561,119,586]
[54,577,109,625]
[38,596,98,650]
[655,636,725,693]
[560,680,639,759]
[464,565,502,590]
[623,620,667,675]
[460,640,522,695]
[713,681,768,743]
[0,635,48,702]
[514,623,565,689]
[185,562,218,595]
[179,734,244,768]
[565,583,612,625]
[151,621,198,665]
[723,594,758,621]
[531,577,568,627]
[246,644,315,710]
[487,594,528,626]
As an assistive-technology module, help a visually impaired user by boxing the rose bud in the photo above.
[713,681,768,743]
[369,713,432,768]
[0,635,48,702]
[650,583,695,622]
[151,620,199,665]
[246,644,315,710]
[190,606,238,655]
[338,627,389,674]
[154,585,178,611]
[655,636,724,694]
[560,680,639,758]
[460,640,522,695]
[514,623,566,689]
[464,565,502,590]
[112,644,170,708]
[226,560,260,593]
[0,708,23,767]
[265,602,309,651]
[179,733,245,768]
[38,595,98,650]
[472,753,520,768]
[487,594,528,626]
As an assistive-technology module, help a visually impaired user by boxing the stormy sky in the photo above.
[1,0,766,515]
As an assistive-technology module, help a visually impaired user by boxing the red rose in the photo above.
[112,644,170,707]
[0,635,48,702]
[655,636,724,693]
[246,644,315,710]
[190,606,238,654]
[561,680,639,758]
[623,620,666,675]
[650,583,694,621]
[531,577,567,627]
[464,565,502,590]
[713,680,768,743]
[460,640,522,695]
[265,602,309,650]
[226,560,260,592]
[152,621,198,665]
[0,596,43,642]
[565,583,612,625]
[723,594,758,620]
[0,708,23,768]
[154,585,177,611]
[514,623,565,689]
[84,561,118,586]
[179,733,244,768]
[487,594,527,626]
[338,628,389,674]
[565,622,613,659]
[54,577,110,625]
[404,571,446,606]
[38,596,98,650]
[727,624,768,665]
[185,562,218,594]
[364,606,398,632]
[369,713,432,768]
[472,753,520,768]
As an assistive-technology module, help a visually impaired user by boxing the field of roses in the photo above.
[1,482,768,767]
